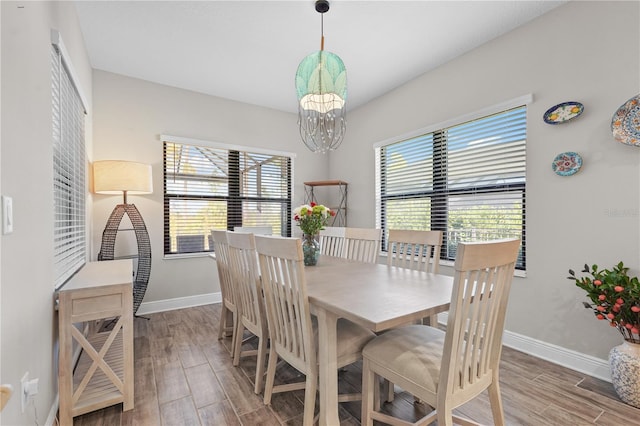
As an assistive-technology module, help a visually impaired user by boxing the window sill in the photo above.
[164,252,215,260]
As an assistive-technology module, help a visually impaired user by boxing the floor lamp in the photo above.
[93,160,152,317]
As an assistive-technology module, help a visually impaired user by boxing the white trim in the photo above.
[136,292,221,315]
[372,93,533,149]
[50,29,89,114]
[502,329,611,382]
[160,134,297,159]
[45,394,59,426]
[438,312,611,382]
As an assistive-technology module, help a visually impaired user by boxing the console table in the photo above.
[57,260,134,425]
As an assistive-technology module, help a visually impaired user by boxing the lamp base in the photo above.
[98,203,151,315]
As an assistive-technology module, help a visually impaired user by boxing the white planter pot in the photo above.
[609,340,640,408]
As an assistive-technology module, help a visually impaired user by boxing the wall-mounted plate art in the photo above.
[543,101,584,124]
[611,94,640,146]
[552,152,582,176]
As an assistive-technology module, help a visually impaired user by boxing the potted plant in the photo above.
[568,262,640,408]
[293,202,335,266]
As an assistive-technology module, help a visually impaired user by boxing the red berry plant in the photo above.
[568,262,640,343]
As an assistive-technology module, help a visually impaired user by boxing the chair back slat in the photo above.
[319,226,345,257]
[227,232,264,331]
[255,236,316,371]
[386,229,443,273]
[234,226,273,235]
[343,227,381,264]
[211,230,234,306]
[441,239,520,396]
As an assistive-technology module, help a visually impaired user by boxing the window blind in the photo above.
[163,140,292,254]
[52,44,87,288]
[377,106,526,269]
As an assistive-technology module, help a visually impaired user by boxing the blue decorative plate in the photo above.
[552,152,582,176]
[611,95,640,146]
[543,101,584,124]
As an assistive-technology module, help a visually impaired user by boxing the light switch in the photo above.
[2,196,13,234]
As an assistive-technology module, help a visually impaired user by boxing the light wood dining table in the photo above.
[304,256,454,426]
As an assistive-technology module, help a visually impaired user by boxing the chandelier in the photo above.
[295,0,347,154]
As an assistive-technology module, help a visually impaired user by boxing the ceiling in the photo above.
[74,1,566,114]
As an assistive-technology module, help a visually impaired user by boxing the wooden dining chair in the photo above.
[386,229,443,274]
[210,230,238,357]
[343,227,382,264]
[233,225,273,235]
[254,235,376,426]
[227,231,269,394]
[319,226,345,257]
[387,229,444,325]
[361,238,521,426]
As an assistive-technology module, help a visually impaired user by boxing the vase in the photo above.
[302,234,320,266]
[609,340,640,408]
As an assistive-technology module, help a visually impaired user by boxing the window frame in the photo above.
[375,95,531,270]
[161,135,295,257]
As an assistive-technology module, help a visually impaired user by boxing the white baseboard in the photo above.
[45,395,59,426]
[502,329,611,382]
[136,292,222,315]
[436,313,611,382]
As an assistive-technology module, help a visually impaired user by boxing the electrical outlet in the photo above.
[20,372,28,413]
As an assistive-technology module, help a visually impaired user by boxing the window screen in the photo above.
[52,43,87,288]
[376,106,526,269]
[163,140,292,254]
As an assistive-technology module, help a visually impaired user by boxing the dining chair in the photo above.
[361,238,521,426]
[387,229,444,325]
[318,226,345,257]
[227,231,269,394]
[254,235,376,426]
[210,230,238,358]
[233,225,273,235]
[343,227,382,264]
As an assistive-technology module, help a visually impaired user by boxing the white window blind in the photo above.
[163,139,292,255]
[52,42,86,288]
[376,106,526,269]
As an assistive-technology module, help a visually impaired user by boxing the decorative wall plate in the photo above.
[543,102,584,124]
[552,152,582,176]
[611,95,640,146]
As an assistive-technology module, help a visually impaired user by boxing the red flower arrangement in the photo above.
[293,202,335,236]
[568,262,640,343]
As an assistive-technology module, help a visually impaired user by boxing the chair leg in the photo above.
[218,305,229,340]
[361,358,375,426]
[303,370,318,426]
[233,321,245,366]
[487,379,506,426]
[263,346,278,405]
[229,310,238,358]
[254,335,268,394]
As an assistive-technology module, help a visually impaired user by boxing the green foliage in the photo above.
[568,262,640,343]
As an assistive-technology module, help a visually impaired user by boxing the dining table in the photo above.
[304,256,454,426]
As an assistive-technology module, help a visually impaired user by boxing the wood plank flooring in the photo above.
[72,304,640,425]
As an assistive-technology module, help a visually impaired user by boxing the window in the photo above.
[162,136,293,255]
[52,33,87,288]
[376,102,527,269]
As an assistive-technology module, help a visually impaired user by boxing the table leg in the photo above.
[316,307,339,426]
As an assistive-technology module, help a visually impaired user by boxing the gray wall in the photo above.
[1,1,93,424]
[334,0,640,359]
[91,70,330,303]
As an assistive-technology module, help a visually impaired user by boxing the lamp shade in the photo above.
[295,50,347,153]
[93,160,153,195]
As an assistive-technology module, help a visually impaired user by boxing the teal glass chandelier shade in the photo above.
[296,50,347,153]
[295,0,347,154]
